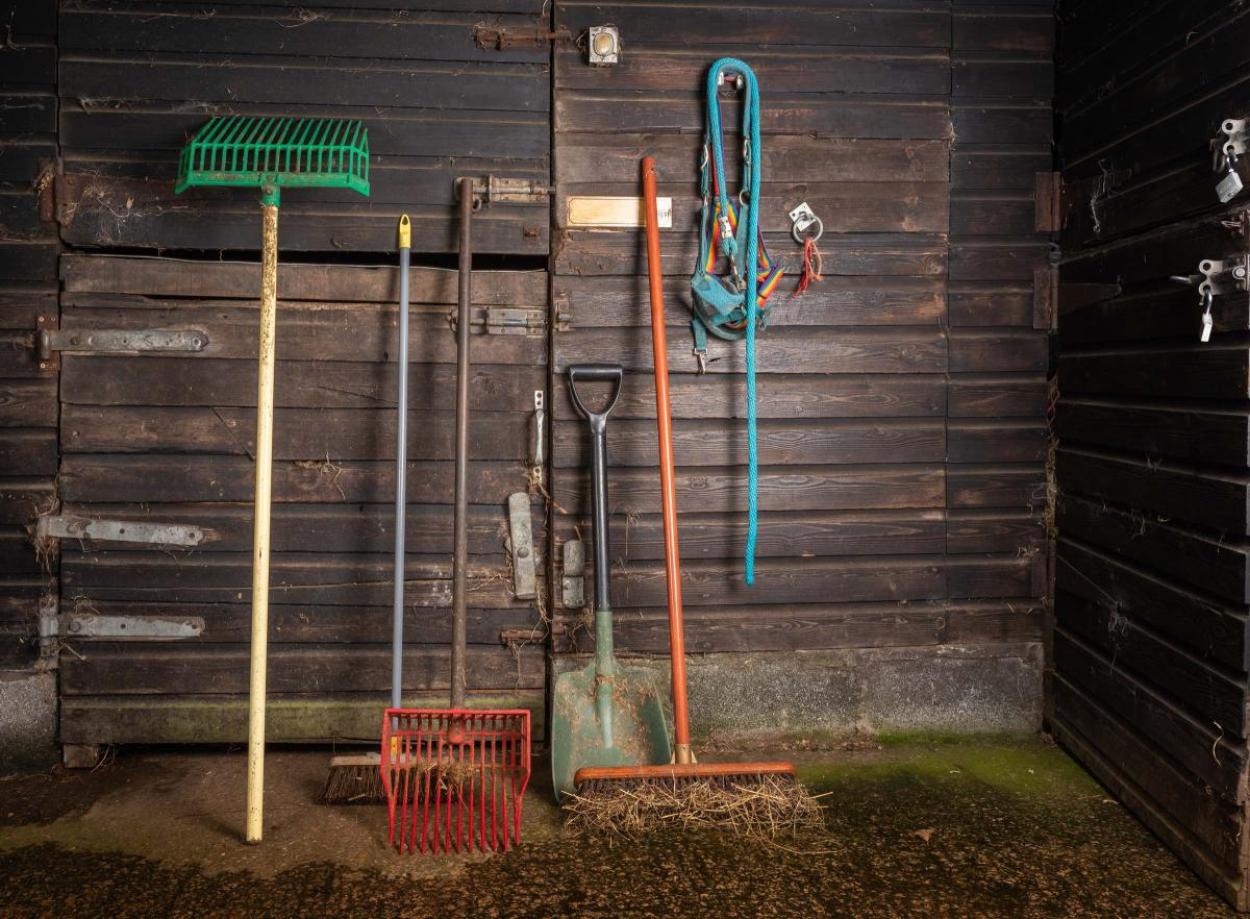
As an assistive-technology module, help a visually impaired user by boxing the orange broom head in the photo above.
[381,708,531,855]
[574,760,795,790]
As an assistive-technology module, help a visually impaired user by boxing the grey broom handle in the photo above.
[391,215,411,710]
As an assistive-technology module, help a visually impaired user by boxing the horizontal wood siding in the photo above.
[548,1,1050,673]
[0,0,58,671]
[54,0,549,255]
[55,253,548,742]
[1055,0,1250,908]
[50,0,553,744]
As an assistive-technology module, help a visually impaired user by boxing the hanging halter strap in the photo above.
[690,58,776,585]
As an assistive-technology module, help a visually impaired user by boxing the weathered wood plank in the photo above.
[60,255,545,304]
[551,465,946,516]
[556,327,948,375]
[60,455,528,504]
[62,357,544,411]
[62,552,518,607]
[1057,493,1250,606]
[553,510,947,562]
[552,373,945,421]
[61,405,529,461]
[1057,540,1250,672]
[551,418,946,468]
[60,644,543,695]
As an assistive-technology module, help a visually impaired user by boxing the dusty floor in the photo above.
[0,736,1234,918]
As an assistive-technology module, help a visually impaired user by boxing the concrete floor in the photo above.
[0,736,1235,917]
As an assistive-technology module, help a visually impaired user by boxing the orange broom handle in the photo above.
[642,156,692,764]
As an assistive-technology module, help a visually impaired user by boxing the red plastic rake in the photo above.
[382,709,531,854]
[380,184,532,855]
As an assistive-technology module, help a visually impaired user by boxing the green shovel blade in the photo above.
[550,661,671,801]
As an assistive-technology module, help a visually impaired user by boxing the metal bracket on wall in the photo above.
[1198,256,1250,297]
[36,515,209,547]
[561,539,585,609]
[63,614,204,640]
[507,492,537,601]
[472,23,572,51]
[37,595,59,671]
[446,305,544,337]
[457,175,551,207]
[38,327,208,362]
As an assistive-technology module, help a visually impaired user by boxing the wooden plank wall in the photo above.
[0,0,59,670]
[1054,0,1250,909]
[54,0,549,255]
[49,0,553,744]
[548,3,1052,681]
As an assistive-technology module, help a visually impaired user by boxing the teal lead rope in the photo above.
[699,58,764,584]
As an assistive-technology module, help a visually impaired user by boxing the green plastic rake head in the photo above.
[175,115,369,206]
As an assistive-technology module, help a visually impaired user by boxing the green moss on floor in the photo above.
[0,737,1235,918]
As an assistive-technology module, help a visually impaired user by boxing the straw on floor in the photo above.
[563,772,826,842]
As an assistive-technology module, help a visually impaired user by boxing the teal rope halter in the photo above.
[690,58,776,585]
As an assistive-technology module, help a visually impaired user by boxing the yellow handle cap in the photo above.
[397,214,411,249]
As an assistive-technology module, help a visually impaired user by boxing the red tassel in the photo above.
[794,237,823,296]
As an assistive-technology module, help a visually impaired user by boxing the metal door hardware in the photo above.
[446,305,544,336]
[507,493,537,601]
[63,614,204,640]
[36,515,209,547]
[587,25,620,65]
[530,390,545,469]
[1214,120,1248,203]
[1198,256,1249,296]
[38,596,58,671]
[472,23,573,51]
[787,202,823,243]
[456,175,552,206]
[38,328,208,361]
[561,539,585,609]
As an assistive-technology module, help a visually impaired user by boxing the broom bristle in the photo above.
[564,772,825,841]
[319,754,385,805]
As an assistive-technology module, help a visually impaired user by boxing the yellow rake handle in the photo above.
[246,202,279,844]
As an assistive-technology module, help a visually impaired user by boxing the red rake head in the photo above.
[381,708,531,855]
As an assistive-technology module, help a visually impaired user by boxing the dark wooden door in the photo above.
[1052,1,1250,909]
[51,1,552,746]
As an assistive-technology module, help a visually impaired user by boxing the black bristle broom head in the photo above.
[320,753,385,805]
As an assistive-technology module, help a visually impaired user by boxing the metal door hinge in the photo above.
[38,327,208,362]
[447,306,544,337]
[37,515,210,547]
[63,614,203,640]
[472,23,572,50]
[507,493,537,601]
[37,595,59,671]
[457,175,552,206]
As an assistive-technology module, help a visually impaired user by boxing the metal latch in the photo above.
[530,390,545,470]
[561,539,585,609]
[447,306,544,337]
[1198,256,1249,297]
[458,175,552,206]
[1214,119,1248,203]
[37,515,209,547]
[38,328,208,361]
[507,493,536,601]
[472,23,573,50]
